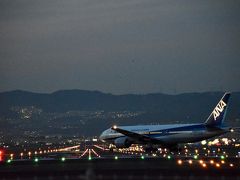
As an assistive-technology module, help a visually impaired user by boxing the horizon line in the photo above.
[0,89,236,96]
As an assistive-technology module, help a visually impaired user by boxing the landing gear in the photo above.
[168,146,182,153]
[145,146,158,153]
[109,148,113,152]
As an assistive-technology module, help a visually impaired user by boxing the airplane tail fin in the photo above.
[204,93,231,127]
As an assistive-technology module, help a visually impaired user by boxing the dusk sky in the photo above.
[0,0,239,94]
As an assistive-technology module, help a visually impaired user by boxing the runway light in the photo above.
[210,160,214,164]
[177,160,182,165]
[141,155,145,160]
[199,160,203,164]
[220,155,225,160]
[188,160,193,164]
[221,160,225,164]
[61,157,66,162]
[34,158,39,162]
[7,159,11,163]
[216,163,220,168]
[229,163,234,167]
[201,140,207,145]
[88,157,92,160]
[194,155,198,159]
[202,163,207,168]
[10,154,14,159]
[167,155,171,159]
[114,156,118,160]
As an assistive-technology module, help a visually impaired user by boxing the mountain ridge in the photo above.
[0,90,239,136]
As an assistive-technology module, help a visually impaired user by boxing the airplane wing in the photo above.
[111,126,164,144]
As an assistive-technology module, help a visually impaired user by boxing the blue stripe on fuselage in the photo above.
[151,124,206,133]
[145,124,206,138]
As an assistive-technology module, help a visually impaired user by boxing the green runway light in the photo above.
[7,159,11,163]
[141,155,145,160]
[114,156,118,160]
[194,155,198,159]
[220,155,225,160]
[167,155,171,159]
[61,157,66,162]
[34,158,39,162]
[88,157,92,160]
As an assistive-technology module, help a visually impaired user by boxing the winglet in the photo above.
[204,93,231,127]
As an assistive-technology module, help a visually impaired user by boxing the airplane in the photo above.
[99,92,235,152]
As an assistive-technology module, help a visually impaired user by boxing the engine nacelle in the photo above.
[114,137,132,148]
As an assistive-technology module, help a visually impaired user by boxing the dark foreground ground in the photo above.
[0,157,240,180]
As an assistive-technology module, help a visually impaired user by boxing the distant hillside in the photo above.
[0,90,239,136]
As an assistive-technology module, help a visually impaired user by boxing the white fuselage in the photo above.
[100,123,227,145]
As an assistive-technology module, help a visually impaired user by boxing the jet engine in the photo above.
[114,137,132,148]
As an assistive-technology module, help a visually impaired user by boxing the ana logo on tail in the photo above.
[213,100,226,120]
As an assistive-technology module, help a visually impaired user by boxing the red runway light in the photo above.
[0,150,4,161]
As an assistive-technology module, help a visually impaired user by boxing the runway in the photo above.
[0,156,240,180]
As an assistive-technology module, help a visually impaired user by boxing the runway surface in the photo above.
[0,156,240,180]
